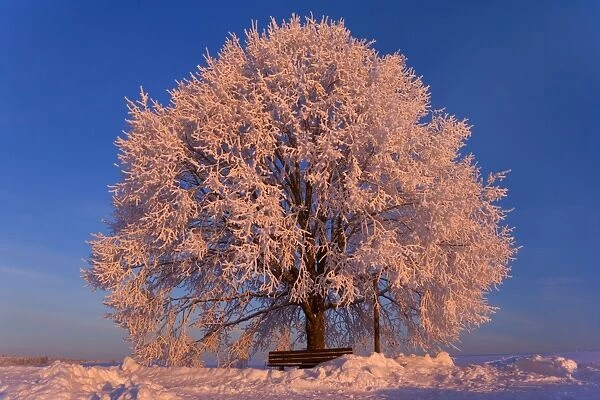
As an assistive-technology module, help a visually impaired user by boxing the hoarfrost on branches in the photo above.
[84,15,516,366]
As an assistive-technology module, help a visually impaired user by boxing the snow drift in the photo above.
[1,352,598,400]
[514,355,578,377]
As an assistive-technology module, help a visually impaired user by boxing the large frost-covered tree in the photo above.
[85,16,515,366]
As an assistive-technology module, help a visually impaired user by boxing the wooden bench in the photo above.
[267,347,353,370]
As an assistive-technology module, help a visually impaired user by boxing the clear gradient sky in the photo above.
[1,1,598,360]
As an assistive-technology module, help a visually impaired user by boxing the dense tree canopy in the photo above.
[85,16,515,366]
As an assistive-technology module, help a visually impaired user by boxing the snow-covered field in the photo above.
[1,351,599,399]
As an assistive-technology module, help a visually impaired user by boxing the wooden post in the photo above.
[373,278,381,353]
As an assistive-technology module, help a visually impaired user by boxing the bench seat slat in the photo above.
[268,353,352,359]
[269,357,350,363]
[268,355,350,362]
[268,354,350,359]
[269,348,352,356]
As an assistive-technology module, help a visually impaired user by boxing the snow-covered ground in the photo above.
[1,351,599,399]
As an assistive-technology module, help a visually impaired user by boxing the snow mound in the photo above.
[395,351,454,369]
[1,352,593,399]
[7,360,176,400]
[313,352,402,386]
[514,355,577,378]
[121,356,142,373]
[289,352,455,390]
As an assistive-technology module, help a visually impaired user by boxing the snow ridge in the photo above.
[1,352,598,400]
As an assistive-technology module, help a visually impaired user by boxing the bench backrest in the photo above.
[268,347,353,367]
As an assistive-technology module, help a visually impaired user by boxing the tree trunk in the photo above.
[305,307,326,350]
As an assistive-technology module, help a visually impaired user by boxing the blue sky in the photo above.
[1,1,598,360]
